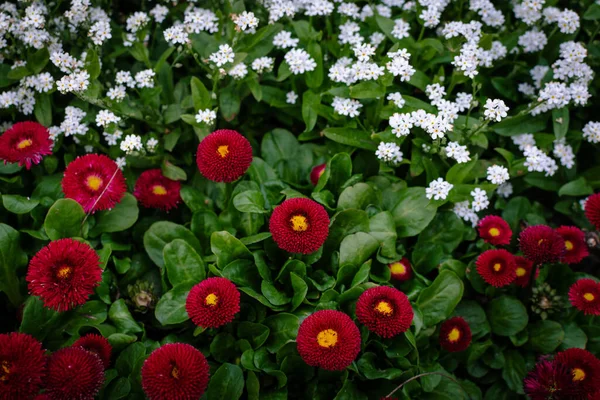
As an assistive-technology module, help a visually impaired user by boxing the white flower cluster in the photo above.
[483,99,509,122]
[163,7,219,45]
[553,139,575,169]
[511,134,558,177]
[0,87,36,115]
[103,129,123,146]
[497,182,513,198]
[273,31,299,49]
[328,56,385,85]
[487,165,509,185]
[228,64,248,80]
[332,97,362,118]
[471,188,489,212]
[284,49,317,74]
[376,142,403,164]
[135,69,156,89]
[251,57,275,74]
[445,142,471,164]
[21,73,54,93]
[454,201,479,227]
[88,20,111,45]
[59,107,88,137]
[426,178,453,201]
[195,109,217,124]
[233,11,258,32]
[583,121,600,143]
[386,49,416,82]
[387,93,405,108]
[120,134,143,154]
[209,44,235,67]
[469,0,505,26]
[96,110,121,128]
[146,138,159,153]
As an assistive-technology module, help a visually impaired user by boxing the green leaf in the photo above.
[487,296,529,336]
[207,363,245,400]
[528,320,564,353]
[191,76,211,109]
[89,193,139,236]
[305,42,323,88]
[560,322,587,350]
[454,301,490,338]
[493,114,547,136]
[210,231,253,268]
[233,190,267,213]
[388,187,438,238]
[163,239,206,287]
[584,4,600,20]
[2,195,39,214]
[302,90,320,132]
[223,259,261,290]
[85,48,101,80]
[44,199,86,240]
[161,160,187,181]
[34,93,52,126]
[558,177,593,197]
[502,350,526,394]
[491,77,518,102]
[263,313,299,353]
[220,82,241,121]
[155,284,191,325]
[290,272,308,311]
[109,299,142,334]
[144,221,202,268]
[315,152,352,193]
[261,281,291,306]
[552,108,569,140]
[7,66,30,80]
[238,322,270,349]
[19,296,57,339]
[322,128,377,151]
[339,232,379,266]
[446,158,477,184]
[337,183,377,210]
[350,81,385,99]
[417,270,464,326]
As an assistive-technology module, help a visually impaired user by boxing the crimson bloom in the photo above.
[62,154,127,213]
[186,277,240,328]
[439,317,472,352]
[269,197,330,254]
[585,193,600,230]
[524,359,582,400]
[196,129,253,182]
[141,343,210,400]
[73,334,112,369]
[569,279,600,316]
[554,348,600,397]
[513,256,537,287]
[133,169,181,211]
[475,249,516,287]
[0,121,52,169]
[26,238,102,312]
[0,332,46,399]
[45,347,104,400]
[477,215,512,246]
[388,258,412,282]
[356,286,413,338]
[556,226,589,264]
[310,163,326,186]
[519,225,565,265]
[297,310,361,371]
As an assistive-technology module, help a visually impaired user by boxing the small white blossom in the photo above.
[445,142,471,163]
[88,20,111,45]
[107,85,126,102]
[273,31,299,49]
[376,142,403,164]
[116,157,126,169]
[209,44,235,67]
[426,178,453,201]
[146,138,159,153]
[487,165,510,184]
[233,11,258,32]
[251,57,274,73]
[387,92,405,108]
[484,99,509,122]
[332,97,362,117]
[553,139,575,169]
[150,4,169,23]
[286,91,298,104]
[96,110,121,128]
[195,109,217,124]
[497,182,513,198]
[135,69,156,88]
[228,63,248,79]
[471,188,489,212]
[583,121,600,143]
[454,200,479,227]
[120,134,143,154]
[284,49,317,74]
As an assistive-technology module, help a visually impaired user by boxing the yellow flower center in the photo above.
[205,293,218,306]
[489,227,500,237]
[572,367,586,382]
[217,145,229,158]
[493,263,502,272]
[516,267,526,277]
[171,365,180,379]
[584,293,595,302]
[86,175,103,191]
[316,329,338,348]
[152,185,167,195]
[447,328,461,343]
[374,301,394,316]
[56,266,73,280]
[565,240,574,251]
[290,215,308,232]
[0,360,10,381]
[16,138,33,150]
[389,261,406,275]
[538,239,545,245]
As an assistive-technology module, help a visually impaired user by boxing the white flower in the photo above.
[146,138,159,152]
[512,133,536,151]
[519,29,547,53]
[553,139,575,169]
[116,157,126,169]
[233,11,259,32]
[425,83,446,106]
[209,44,235,67]
[376,142,403,164]
[164,25,188,45]
[273,31,299,49]
[150,4,169,23]
[284,49,316,75]
[353,43,375,62]
[523,146,558,176]
[369,32,385,47]
[389,113,414,137]
[228,63,248,79]
[454,200,479,227]
[386,54,416,81]
[557,9,579,34]
[332,97,362,118]
[286,91,298,104]
[387,92,405,108]
[251,57,274,73]
[116,71,135,88]
[445,142,471,163]
[88,20,111,46]
[126,12,149,33]
[455,92,473,112]
[426,178,453,201]
[61,107,88,137]
[120,134,143,154]
[391,19,410,39]
[497,182,513,198]
[583,121,600,143]
[487,165,509,185]
[96,110,121,128]
[484,99,509,122]
[195,109,217,124]
[135,69,156,88]
[470,188,489,212]
[107,85,126,102]
[580,197,589,211]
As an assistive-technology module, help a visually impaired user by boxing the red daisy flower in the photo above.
[439,317,472,352]
[556,226,589,265]
[585,193,600,230]
[475,249,516,287]
[133,169,181,211]
[297,310,361,371]
[310,163,326,186]
[196,129,253,183]
[513,256,537,287]
[555,348,600,396]
[519,225,565,265]
[141,343,210,400]
[388,258,413,282]
[356,286,413,338]
[0,121,53,169]
[72,334,112,369]
[45,347,104,400]
[26,238,102,312]
[62,154,127,213]
[524,359,582,400]
[35,395,51,400]
[269,198,330,254]
[186,277,240,329]
[569,279,600,316]
[0,332,46,399]
[477,215,512,246]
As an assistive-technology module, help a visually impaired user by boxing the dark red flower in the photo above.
[556,226,589,265]
[477,215,512,246]
[0,121,52,169]
[141,343,209,400]
[310,163,326,186]
[0,332,46,399]
[34,395,51,400]
[26,238,102,312]
[569,279,600,316]
[186,277,240,329]
[439,317,472,352]
[196,129,253,182]
[388,258,412,282]
[356,286,413,338]
[62,154,127,213]
[524,359,582,400]
[513,256,537,287]
[297,310,361,371]
[475,249,516,287]
[269,197,330,254]
[555,348,600,396]
[73,334,112,369]
[133,169,181,211]
[45,347,104,400]
[585,193,600,230]
[519,225,565,265]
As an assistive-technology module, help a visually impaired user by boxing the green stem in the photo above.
[589,23,600,46]
[418,25,426,42]
[386,372,471,399]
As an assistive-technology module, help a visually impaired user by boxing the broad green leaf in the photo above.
[89,193,139,236]
[552,108,569,140]
[322,128,377,151]
[109,299,142,334]
[502,350,526,394]
[144,221,202,268]
[487,296,528,336]
[339,232,379,266]
[207,363,245,400]
[263,313,299,353]
[233,190,267,213]
[163,239,206,287]
[191,76,211,109]
[44,199,86,240]
[417,270,464,326]
[558,177,593,197]
[211,231,253,268]
[2,195,39,214]
[388,187,438,238]
[528,320,564,353]
[493,114,548,136]
[155,284,191,325]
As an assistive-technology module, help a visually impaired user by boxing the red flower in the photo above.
[73,334,112,369]
[297,310,361,371]
[524,359,582,400]
[133,169,181,211]
[196,129,253,182]
[569,279,600,316]
[554,348,600,397]
[0,121,52,169]
[356,286,413,338]
[0,332,46,399]
[477,215,512,246]
[513,256,537,287]
[186,277,240,329]
[310,163,326,186]
[62,154,127,213]
[556,226,589,265]
[26,238,102,312]
[585,193,600,230]
[475,249,516,287]
[45,347,104,400]
[269,198,330,254]
[439,317,472,352]
[141,343,210,400]
[388,258,412,282]
[519,225,565,265]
